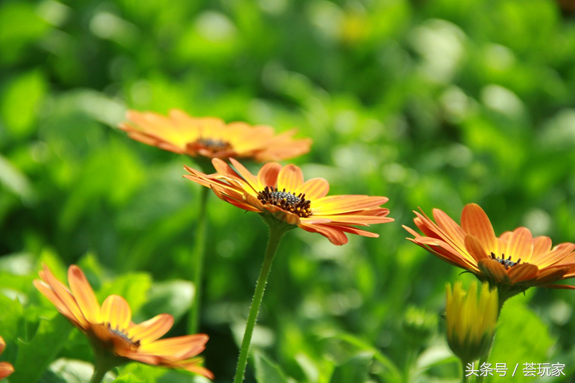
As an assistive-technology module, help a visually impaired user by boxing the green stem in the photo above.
[232,222,289,383]
[89,365,107,383]
[188,186,210,335]
[475,355,488,383]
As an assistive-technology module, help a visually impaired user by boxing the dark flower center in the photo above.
[257,186,313,218]
[490,252,521,269]
[196,138,232,152]
[107,323,140,347]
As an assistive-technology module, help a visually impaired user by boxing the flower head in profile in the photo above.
[119,109,312,162]
[184,158,393,245]
[404,203,575,301]
[0,336,14,379]
[445,281,498,364]
[34,265,213,379]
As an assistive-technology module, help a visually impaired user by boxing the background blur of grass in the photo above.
[2,0,575,382]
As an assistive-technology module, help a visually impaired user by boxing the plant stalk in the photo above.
[232,222,289,383]
[188,185,210,334]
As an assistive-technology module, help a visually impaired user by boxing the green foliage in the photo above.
[254,352,289,383]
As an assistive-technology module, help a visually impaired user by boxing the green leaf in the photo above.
[329,351,373,383]
[0,294,24,345]
[43,358,114,383]
[112,374,145,383]
[0,3,49,64]
[11,314,73,383]
[0,70,47,137]
[140,280,194,323]
[0,154,33,201]
[254,351,289,383]
[485,298,556,382]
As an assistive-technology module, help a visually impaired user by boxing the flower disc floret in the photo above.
[404,203,575,301]
[184,158,393,245]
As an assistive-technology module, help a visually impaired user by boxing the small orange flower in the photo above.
[405,203,575,300]
[119,109,312,162]
[0,336,14,379]
[184,158,393,245]
[34,265,213,379]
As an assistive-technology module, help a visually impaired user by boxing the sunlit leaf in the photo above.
[254,351,289,383]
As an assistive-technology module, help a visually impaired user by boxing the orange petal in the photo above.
[68,266,100,324]
[298,223,349,245]
[478,258,511,283]
[313,195,388,215]
[139,334,209,360]
[536,243,575,268]
[532,267,568,285]
[39,266,89,329]
[228,158,260,193]
[508,263,539,283]
[433,208,467,248]
[128,314,174,345]
[101,295,132,331]
[296,178,330,200]
[34,280,79,326]
[0,362,14,379]
[464,235,489,263]
[532,236,552,259]
[461,204,497,252]
[505,227,533,263]
[257,162,282,189]
[540,283,575,290]
[212,158,242,181]
[164,359,214,379]
[0,336,5,354]
[277,164,304,192]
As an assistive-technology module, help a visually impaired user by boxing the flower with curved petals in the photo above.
[0,336,14,379]
[183,158,393,245]
[34,265,213,379]
[119,109,312,162]
[404,203,575,301]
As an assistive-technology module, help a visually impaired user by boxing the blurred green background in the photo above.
[2,0,575,382]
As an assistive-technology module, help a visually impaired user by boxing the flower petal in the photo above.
[68,266,101,324]
[461,204,498,252]
[128,314,174,345]
[464,235,489,263]
[38,266,89,329]
[505,227,533,263]
[277,164,304,192]
[0,362,14,379]
[478,258,511,283]
[101,295,132,331]
[138,334,209,360]
[298,223,349,245]
[295,178,330,200]
[257,162,282,190]
[313,195,388,215]
[508,263,539,283]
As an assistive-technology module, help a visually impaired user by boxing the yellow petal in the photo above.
[101,295,132,331]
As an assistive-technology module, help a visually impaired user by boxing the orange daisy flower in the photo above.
[183,158,393,245]
[119,109,312,162]
[404,203,575,301]
[34,265,213,379]
[0,336,14,379]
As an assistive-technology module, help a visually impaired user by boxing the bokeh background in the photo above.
[2,0,575,382]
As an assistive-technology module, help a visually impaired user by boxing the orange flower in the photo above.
[119,109,312,162]
[34,265,213,379]
[0,336,14,379]
[404,203,575,300]
[184,158,393,245]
